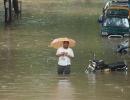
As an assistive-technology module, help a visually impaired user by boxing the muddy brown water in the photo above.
[0,0,130,100]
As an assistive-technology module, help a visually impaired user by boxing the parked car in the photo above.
[103,0,129,12]
[101,17,130,37]
[103,4,130,19]
[99,4,130,24]
[112,0,128,5]
[103,1,130,17]
[113,0,128,3]
[105,6,129,18]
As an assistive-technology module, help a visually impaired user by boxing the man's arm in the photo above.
[66,49,74,58]
[56,53,64,57]
[56,48,64,57]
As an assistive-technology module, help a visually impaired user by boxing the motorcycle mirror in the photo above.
[89,60,92,62]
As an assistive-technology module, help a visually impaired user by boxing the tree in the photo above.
[4,0,12,23]
[13,0,19,18]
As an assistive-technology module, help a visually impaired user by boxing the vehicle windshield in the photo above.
[103,18,129,28]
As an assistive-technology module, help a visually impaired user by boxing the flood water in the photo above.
[0,0,130,100]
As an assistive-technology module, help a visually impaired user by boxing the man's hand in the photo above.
[65,53,74,58]
[56,52,65,57]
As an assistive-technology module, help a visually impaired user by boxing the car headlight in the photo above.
[102,32,108,35]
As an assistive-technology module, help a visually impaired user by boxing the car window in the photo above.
[107,9,128,16]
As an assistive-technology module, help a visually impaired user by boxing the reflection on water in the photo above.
[87,73,96,84]
[54,77,75,100]
[87,73,97,100]
[0,71,130,100]
[85,72,130,100]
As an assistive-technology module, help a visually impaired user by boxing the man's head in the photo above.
[63,41,69,49]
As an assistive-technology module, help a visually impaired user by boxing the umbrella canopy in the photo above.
[50,37,76,49]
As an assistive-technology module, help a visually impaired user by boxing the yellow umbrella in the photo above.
[50,37,76,49]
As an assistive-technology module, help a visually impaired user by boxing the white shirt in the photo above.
[56,47,74,66]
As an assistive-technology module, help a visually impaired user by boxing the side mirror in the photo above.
[98,15,103,23]
[89,60,92,62]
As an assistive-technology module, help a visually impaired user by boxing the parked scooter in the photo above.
[116,39,129,55]
[85,54,128,73]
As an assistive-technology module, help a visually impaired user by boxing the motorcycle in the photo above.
[85,54,128,73]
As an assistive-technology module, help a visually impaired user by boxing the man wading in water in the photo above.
[56,41,74,75]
